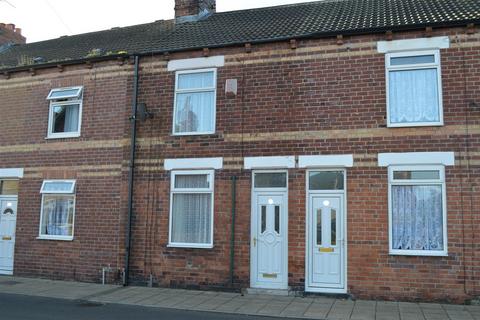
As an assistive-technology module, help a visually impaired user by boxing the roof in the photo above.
[1,0,479,71]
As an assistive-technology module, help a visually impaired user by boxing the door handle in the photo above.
[253,237,257,247]
[2,236,12,241]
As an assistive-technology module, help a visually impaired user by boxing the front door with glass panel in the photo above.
[0,197,17,275]
[251,171,288,289]
[306,170,346,292]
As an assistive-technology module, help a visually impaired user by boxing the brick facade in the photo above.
[0,26,479,302]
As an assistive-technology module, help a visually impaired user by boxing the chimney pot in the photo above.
[175,0,216,23]
[0,22,26,44]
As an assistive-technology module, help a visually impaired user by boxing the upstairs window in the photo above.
[388,166,447,256]
[46,86,83,138]
[39,180,76,240]
[386,50,443,127]
[173,69,216,135]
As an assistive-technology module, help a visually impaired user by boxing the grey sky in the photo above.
[0,0,320,43]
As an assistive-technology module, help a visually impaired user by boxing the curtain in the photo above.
[175,174,208,189]
[392,185,443,251]
[389,68,439,123]
[178,72,214,89]
[175,92,214,133]
[64,104,79,132]
[172,193,211,244]
[44,196,73,236]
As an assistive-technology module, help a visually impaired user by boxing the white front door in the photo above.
[251,171,288,289]
[307,194,345,291]
[0,197,17,275]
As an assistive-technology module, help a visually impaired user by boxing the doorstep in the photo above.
[1,276,480,320]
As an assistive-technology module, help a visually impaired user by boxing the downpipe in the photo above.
[124,55,140,286]
[229,176,237,286]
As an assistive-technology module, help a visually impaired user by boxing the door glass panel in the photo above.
[316,209,322,246]
[331,209,337,246]
[274,205,280,234]
[254,173,287,188]
[261,205,266,233]
[309,171,344,190]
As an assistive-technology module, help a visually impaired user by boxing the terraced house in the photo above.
[0,0,479,303]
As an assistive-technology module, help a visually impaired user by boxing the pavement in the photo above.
[1,275,479,320]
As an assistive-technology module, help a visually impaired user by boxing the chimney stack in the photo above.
[0,22,26,46]
[175,0,216,23]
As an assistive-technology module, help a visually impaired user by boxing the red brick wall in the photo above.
[0,26,479,302]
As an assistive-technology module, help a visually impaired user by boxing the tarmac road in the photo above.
[0,292,283,320]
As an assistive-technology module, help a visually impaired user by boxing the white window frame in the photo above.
[38,180,76,241]
[46,86,83,100]
[385,49,444,127]
[172,68,217,136]
[47,86,83,139]
[40,180,76,194]
[388,165,447,256]
[168,170,215,249]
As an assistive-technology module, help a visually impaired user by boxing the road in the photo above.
[0,293,280,320]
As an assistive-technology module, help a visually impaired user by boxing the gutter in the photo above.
[124,55,140,286]
[1,19,479,74]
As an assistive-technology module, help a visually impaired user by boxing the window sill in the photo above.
[389,250,448,257]
[45,134,81,140]
[37,236,74,241]
[171,131,216,137]
[387,122,444,128]
[167,243,213,249]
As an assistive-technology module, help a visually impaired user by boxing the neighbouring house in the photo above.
[0,0,479,303]
[0,23,25,47]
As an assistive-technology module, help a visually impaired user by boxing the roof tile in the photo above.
[1,0,479,70]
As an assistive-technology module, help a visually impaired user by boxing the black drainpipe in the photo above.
[229,176,237,286]
[124,55,140,286]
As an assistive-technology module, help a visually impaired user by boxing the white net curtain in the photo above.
[391,185,443,251]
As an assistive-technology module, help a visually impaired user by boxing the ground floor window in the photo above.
[169,170,214,248]
[39,180,76,240]
[388,166,447,256]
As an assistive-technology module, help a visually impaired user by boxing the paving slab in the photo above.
[304,300,334,319]
[193,296,236,311]
[400,313,425,320]
[350,300,376,320]
[326,300,354,320]
[280,301,313,318]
